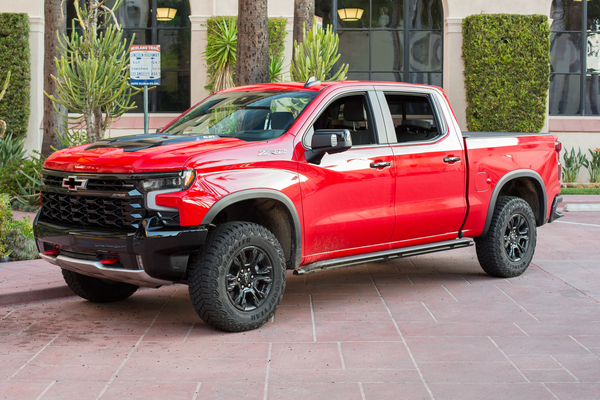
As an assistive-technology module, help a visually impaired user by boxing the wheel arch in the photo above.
[481,169,547,236]
[201,189,302,269]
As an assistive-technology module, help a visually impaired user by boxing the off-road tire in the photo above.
[188,221,286,332]
[62,269,139,303]
[475,196,537,278]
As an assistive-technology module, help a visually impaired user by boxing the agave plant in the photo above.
[204,18,237,92]
[290,17,348,82]
[583,147,600,183]
[562,147,587,183]
[269,54,284,83]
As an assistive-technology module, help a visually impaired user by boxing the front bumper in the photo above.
[34,213,208,287]
[548,194,564,223]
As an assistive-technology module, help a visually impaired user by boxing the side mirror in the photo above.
[305,129,352,164]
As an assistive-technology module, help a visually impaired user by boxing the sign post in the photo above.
[130,45,161,134]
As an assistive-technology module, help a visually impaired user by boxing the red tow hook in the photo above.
[100,257,120,265]
[44,246,60,256]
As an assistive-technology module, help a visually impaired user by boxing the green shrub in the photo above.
[0,194,38,261]
[462,14,550,132]
[0,149,43,207]
[5,217,37,261]
[268,17,287,61]
[0,194,11,258]
[0,13,30,139]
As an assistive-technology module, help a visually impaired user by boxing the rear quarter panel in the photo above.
[461,133,561,237]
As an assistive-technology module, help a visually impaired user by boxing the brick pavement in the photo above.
[0,197,599,399]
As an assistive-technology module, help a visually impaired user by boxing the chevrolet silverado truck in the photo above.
[34,80,563,332]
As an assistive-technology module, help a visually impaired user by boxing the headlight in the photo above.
[139,169,196,193]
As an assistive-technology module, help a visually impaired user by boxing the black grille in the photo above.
[42,174,136,191]
[41,192,145,229]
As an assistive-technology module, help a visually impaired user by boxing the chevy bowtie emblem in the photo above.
[62,176,88,191]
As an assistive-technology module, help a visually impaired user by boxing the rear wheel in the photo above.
[62,269,139,302]
[188,222,286,332]
[475,196,537,278]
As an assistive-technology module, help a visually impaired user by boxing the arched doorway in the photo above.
[315,0,443,86]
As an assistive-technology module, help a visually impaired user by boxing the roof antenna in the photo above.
[304,76,321,88]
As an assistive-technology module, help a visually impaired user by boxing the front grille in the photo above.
[42,175,136,191]
[41,192,145,229]
[40,169,183,230]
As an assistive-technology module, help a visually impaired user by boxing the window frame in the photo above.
[303,90,388,148]
[375,88,448,146]
[317,0,443,86]
[550,0,600,116]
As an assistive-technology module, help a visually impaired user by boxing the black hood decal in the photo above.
[85,134,221,152]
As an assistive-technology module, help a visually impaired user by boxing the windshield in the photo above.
[162,90,317,141]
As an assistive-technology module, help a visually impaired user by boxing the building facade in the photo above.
[2,0,598,179]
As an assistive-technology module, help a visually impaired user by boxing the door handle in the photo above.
[443,157,461,163]
[370,161,391,169]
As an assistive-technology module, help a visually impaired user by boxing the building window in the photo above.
[550,0,600,115]
[67,0,191,113]
[315,0,443,86]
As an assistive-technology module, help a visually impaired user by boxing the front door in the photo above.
[297,91,396,258]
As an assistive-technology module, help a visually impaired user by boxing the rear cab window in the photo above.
[380,92,446,144]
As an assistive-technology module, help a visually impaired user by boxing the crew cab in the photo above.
[34,80,563,331]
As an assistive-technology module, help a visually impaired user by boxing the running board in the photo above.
[294,238,474,275]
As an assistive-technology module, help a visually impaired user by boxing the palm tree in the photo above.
[293,0,314,60]
[235,0,269,86]
[42,0,66,156]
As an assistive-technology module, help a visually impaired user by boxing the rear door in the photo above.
[375,88,468,243]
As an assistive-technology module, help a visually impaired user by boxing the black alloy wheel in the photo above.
[475,196,537,278]
[503,213,530,262]
[187,221,286,332]
[227,246,274,311]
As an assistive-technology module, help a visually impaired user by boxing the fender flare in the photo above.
[201,189,302,268]
[481,169,547,236]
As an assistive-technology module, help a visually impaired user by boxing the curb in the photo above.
[564,204,600,212]
[0,286,76,308]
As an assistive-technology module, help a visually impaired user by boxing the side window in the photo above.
[384,94,441,143]
[312,94,377,146]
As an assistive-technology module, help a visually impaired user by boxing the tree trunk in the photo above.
[235,0,269,86]
[42,0,66,156]
[292,0,315,60]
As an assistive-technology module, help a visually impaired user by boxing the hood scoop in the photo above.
[85,134,221,152]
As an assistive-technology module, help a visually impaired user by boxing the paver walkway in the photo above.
[1,198,599,399]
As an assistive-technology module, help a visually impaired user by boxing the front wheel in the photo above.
[62,269,139,302]
[475,196,537,278]
[188,222,286,332]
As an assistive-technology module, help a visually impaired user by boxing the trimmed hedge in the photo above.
[0,13,30,139]
[205,16,287,91]
[462,14,550,132]
[268,17,287,60]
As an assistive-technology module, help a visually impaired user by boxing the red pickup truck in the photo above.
[35,81,563,331]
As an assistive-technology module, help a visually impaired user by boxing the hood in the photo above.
[43,134,250,173]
